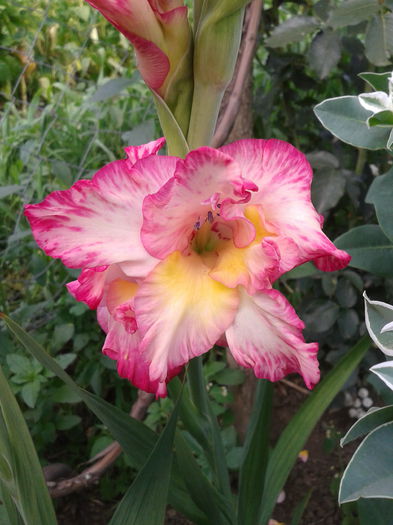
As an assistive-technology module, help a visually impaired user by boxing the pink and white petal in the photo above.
[226,288,320,389]
[134,251,239,383]
[221,139,349,273]
[66,266,109,309]
[124,137,165,166]
[313,248,351,272]
[102,318,179,397]
[25,158,164,276]
[141,147,246,259]
[97,305,110,333]
[131,34,170,92]
[85,0,165,51]
[208,239,278,293]
[106,278,138,314]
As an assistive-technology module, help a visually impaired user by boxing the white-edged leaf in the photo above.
[339,421,393,503]
[314,96,391,150]
[364,292,393,356]
[341,405,393,445]
[359,71,392,92]
[371,361,393,391]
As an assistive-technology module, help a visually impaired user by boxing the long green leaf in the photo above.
[174,431,234,525]
[290,489,313,525]
[169,379,234,525]
[257,335,371,525]
[1,314,206,525]
[109,401,180,525]
[0,481,24,525]
[237,380,272,525]
[0,365,57,525]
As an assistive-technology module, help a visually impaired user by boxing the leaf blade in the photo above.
[257,336,370,525]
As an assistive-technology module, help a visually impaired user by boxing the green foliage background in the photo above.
[1,0,393,518]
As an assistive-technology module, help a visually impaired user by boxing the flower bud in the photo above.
[86,0,193,132]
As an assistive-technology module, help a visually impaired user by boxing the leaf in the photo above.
[265,16,319,48]
[366,167,393,243]
[307,150,340,169]
[0,314,207,525]
[302,300,340,333]
[109,401,180,525]
[174,432,234,525]
[290,489,313,525]
[359,71,391,92]
[51,385,82,404]
[314,96,391,150]
[55,353,77,370]
[341,405,393,445]
[20,380,41,408]
[335,225,393,277]
[121,120,155,146]
[327,0,380,29]
[0,481,25,525]
[214,368,245,386]
[0,366,57,525]
[368,110,393,127]
[0,185,22,199]
[364,292,393,356]
[283,262,319,279]
[335,278,358,308]
[152,92,189,158]
[237,380,273,525]
[339,421,393,503]
[314,0,332,22]
[53,323,74,350]
[257,335,370,524]
[357,498,393,525]
[371,361,393,391]
[89,76,137,103]
[359,92,391,113]
[311,168,346,213]
[6,354,35,376]
[308,30,341,79]
[56,414,82,431]
[338,309,359,339]
[365,13,393,66]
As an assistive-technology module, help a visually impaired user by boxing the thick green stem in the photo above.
[187,82,224,148]
[187,357,233,503]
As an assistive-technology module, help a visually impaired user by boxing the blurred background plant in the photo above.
[2,0,393,521]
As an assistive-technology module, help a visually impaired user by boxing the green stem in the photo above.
[355,148,367,176]
[187,357,233,503]
[187,81,224,148]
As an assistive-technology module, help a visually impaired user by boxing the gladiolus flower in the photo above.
[25,138,350,396]
[85,0,192,101]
